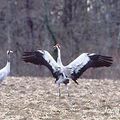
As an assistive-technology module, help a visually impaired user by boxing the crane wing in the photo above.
[22,50,61,78]
[66,53,113,81]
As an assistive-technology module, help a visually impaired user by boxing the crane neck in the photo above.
[56,47,63,67]
[6,61,10,67]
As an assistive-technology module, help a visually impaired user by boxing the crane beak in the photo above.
[53,44,61,48]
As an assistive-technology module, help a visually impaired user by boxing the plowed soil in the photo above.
[0,77,120,120]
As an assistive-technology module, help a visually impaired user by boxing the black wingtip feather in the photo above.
[93,55,113,67]
[22,51,43,65]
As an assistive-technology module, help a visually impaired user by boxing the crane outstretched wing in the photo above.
[22,50,61,78]
[66,53,113,81]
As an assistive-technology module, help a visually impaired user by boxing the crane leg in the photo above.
[58,84,61,97]
[65,84,69,97]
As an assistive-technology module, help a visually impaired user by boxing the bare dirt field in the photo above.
[0,77,120,120]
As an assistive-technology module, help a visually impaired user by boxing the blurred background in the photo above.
[0,0,119,79]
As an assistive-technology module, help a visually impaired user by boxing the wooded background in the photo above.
[0,0,119,79]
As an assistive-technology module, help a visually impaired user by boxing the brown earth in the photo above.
[0,77,120,120]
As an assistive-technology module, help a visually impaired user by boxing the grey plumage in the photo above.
[22,45,113,96]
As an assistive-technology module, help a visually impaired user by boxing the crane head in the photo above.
[7,50,13,55]
[53,43,61,49]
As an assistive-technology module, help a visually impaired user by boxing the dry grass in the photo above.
[0,77,120,120]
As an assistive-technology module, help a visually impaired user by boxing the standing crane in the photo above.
[0,50,13,84]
